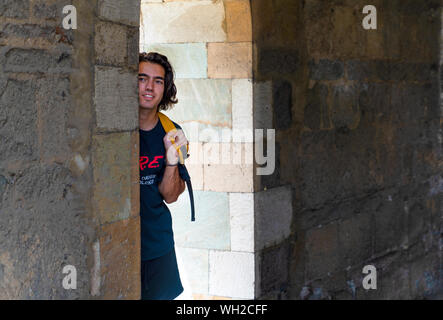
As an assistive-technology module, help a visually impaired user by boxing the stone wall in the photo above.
[252,0,442,299]
[0,0,140,299]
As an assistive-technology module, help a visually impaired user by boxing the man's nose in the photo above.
[145,79,154,91]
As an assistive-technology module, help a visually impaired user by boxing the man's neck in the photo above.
[139,107,159,131]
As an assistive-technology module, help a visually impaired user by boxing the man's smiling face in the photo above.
[139,61,165,111]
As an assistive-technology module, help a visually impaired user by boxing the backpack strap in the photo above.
[157,112,195,222]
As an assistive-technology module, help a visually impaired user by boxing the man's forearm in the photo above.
[159,165,185,203]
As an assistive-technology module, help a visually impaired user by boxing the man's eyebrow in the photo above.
[138,73,164,80]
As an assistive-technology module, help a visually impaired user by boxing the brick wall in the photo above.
[0,0,140,299]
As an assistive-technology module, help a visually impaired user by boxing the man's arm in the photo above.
[159,165,185,203]
[159,128,187,203]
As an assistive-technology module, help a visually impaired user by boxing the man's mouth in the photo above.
[142,94,154,100]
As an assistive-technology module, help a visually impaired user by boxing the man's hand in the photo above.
[163,128,188,165]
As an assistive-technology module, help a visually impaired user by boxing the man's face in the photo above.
[139,61,165,111]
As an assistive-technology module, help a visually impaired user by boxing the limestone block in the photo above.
[255,186,293,250]
[164,79,232,128]
[142,43,207,79]
[204,163,253,193]
[225,0,252,42]
[229,193,254,252]
[208,42,252,79]
[92,132,132,225]
[201,142,253,166]
[94,66,138,131]
[170,191,230,250]
[176,247,209,294]
[232,79,253,143]
[140,1,226,43]
[209,250,255,299]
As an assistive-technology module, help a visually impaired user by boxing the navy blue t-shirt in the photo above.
[139,118,188,261]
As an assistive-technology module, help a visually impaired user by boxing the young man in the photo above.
[138,52,189,300]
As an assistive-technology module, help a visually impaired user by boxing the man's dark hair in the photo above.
[139,52,178,111]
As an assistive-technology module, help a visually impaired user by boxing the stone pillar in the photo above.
[0,0,140,299]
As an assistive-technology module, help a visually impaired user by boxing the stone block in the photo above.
[33,1,57,19]
[204,163,253,193]
[259,242,289,297]
[95,21,127,66]
[176,247,209,294]
[209,250,255,299]
[273,80,292,130]
[185,163,203,191]
[304,82,329,131]
[201,142,253,166]
[331,84,361,131]
[92,132,132,225]
[94,66,138,131]
[36,77,70,162]
[164,79,232,128]
[4,48,72,74]
[232,79,253,142]
[225,0,252,42]
[0,79,38,163]
[140,1,226,43]
[99,217,140,299]
[142,43,207,79]
[256,48,298,77]
[229,193,254,252]
[170,191,230,250]
[374,199,406,254]
[338,214,373,267]
[208,42,252,79]
[255,186,292,250]
[98,0,140,26]
[309,59,344,81]
[306,222,339,280]
[130,131,139,218]
[0,0,29,18]
[253,81,273,129]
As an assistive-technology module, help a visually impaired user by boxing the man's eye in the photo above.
[139,78,146,82]
[156,80,163,84]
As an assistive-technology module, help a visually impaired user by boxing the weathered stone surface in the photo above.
[4,48,72,74]
[255,186,293,250]
[94,66,138,131]
[98,0,140,26]
[0,79,38,164]
[99,217,140,299]
[305,222,339,280]
[95,22,127,66]
[92,132,132,225]
[0,0,29,18]
[273,80,293,130]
